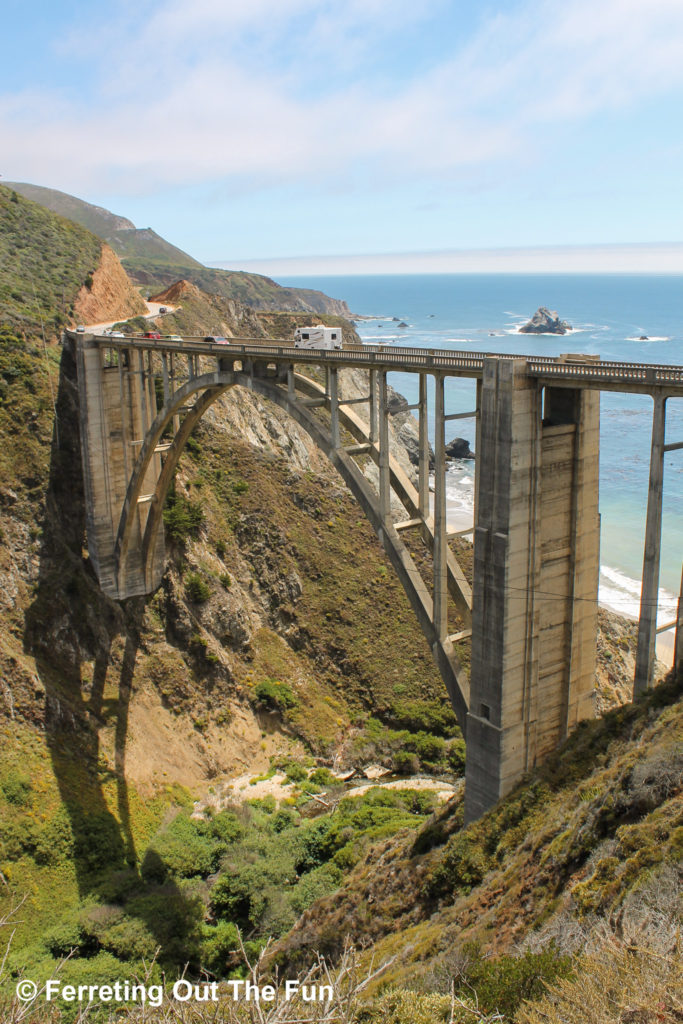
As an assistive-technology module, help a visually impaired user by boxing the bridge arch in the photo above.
[112,365,470,727]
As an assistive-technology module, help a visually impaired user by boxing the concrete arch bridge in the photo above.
[68,331,683,820]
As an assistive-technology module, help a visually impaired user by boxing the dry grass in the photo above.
[517,940,682,1024]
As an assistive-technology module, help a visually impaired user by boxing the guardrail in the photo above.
[68,331,683,392]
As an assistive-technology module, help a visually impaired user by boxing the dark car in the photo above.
[204,335,229,345]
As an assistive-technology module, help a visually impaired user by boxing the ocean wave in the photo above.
[599,564,677,623]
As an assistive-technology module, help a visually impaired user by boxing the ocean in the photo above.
[278,273,683,633]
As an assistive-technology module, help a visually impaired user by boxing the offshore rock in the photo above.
[445,437,475,460]
[520,306,572,334]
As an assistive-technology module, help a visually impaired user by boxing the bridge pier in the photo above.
[634,394,666,695]
[77,338,165,597]
[464,358,600,822]
[433,375,448,641]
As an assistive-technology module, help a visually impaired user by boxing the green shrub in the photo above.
[124,881,205,966]
[1,770,32,805]
[271,807,299,833]
[185,571,211,603]
[201,919,240,974]
[446,738,466,773]
[246,794,277,814]
[163,488,205,544]
[408,731,446,767]
[141,813,223,882]
[309,767,337,787]
[393,750,420,774]
[203,809,242,845]
[79,903,158,961]
[428,832,491,897]
[43,916,90,957]
[32,805,76,866]
[254,678,299,712]
[0,815,38,860]
[290,862,342,914]
[455,942,575,1018]
[389,699,459,737]
[186,435,202,457]
[70,808,126,873]
[283,761,308,784]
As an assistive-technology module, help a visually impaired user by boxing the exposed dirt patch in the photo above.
[74,243,147,325]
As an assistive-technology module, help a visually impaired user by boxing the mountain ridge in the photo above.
[6,181,351,315]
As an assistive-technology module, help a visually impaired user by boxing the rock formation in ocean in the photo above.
[520,306,572,334]
[445,437,475,460]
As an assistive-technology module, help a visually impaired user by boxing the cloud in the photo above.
[3,0,683,195]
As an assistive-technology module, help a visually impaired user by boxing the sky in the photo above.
[3,0,683,271]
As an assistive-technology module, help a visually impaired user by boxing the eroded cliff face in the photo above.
[73,243,147,324]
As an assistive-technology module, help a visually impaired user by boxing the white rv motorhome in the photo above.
[293,325,342,350]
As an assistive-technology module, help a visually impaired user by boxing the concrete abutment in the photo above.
[464,358,600,821]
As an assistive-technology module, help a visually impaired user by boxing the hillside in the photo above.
[7,181,351,315]
[0,192,680,1023]
[0,193,463,992]
[0,186,147,335]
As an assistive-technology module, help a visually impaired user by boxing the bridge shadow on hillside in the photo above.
[23,341,202,969]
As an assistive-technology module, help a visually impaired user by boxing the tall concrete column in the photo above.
[635,393,666,695]
[474,378,482,523]
[161,353,170,405]
[418,373,429,519]
[170,353,180,435]
[674,566,683,679]
[433,375,448,640]
[464,359,599,822]
[329,367,340,449]
[378,370,390,523]
[369,369,379,443]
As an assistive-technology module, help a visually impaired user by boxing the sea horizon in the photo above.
[207,243,683,278]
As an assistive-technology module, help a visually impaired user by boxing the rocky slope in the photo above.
[73,243,147,325]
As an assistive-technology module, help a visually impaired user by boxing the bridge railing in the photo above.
[77,332,683,390]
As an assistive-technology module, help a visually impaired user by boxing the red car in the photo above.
[144,331,161,340]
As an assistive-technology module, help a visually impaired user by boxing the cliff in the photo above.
[73,243,147,325]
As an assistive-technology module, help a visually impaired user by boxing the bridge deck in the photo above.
[85,333,683,394]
